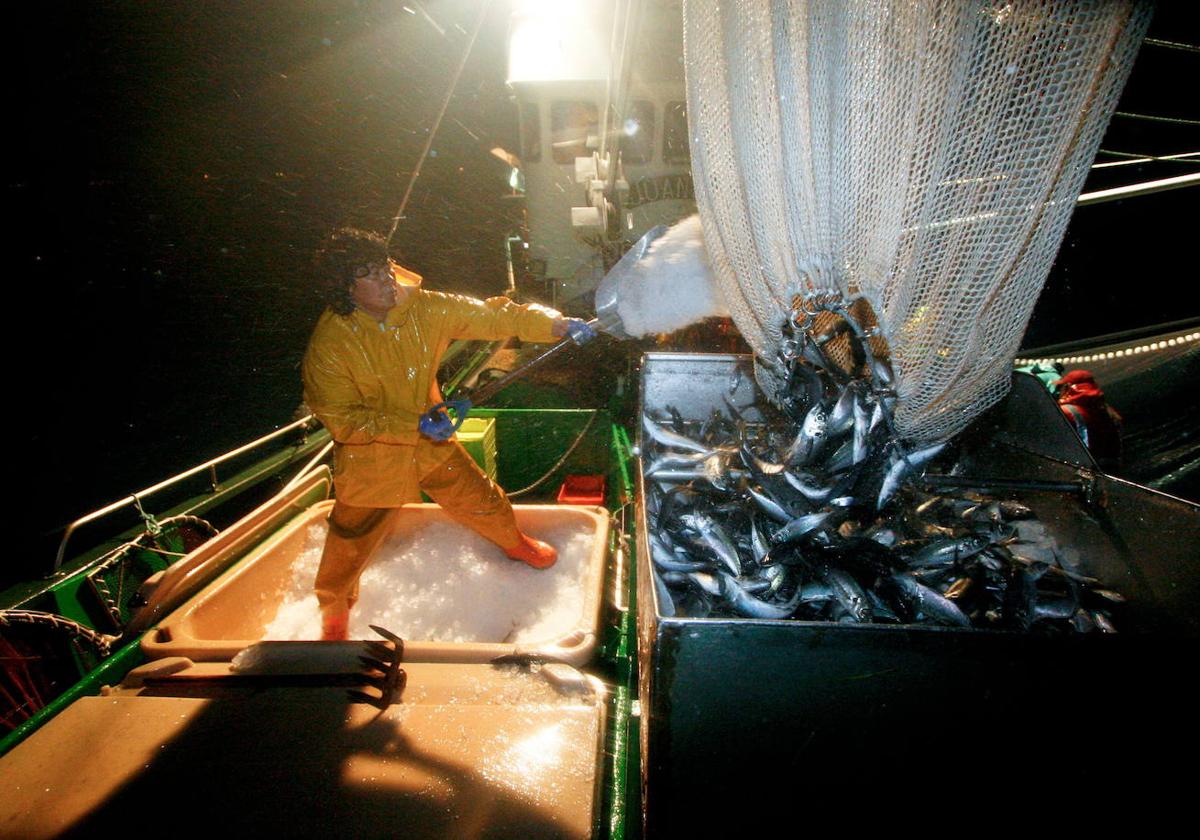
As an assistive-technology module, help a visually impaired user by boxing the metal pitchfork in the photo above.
[347,625,407,710]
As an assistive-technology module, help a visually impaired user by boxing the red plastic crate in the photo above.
[557,474,606,505]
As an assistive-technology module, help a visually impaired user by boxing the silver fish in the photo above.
[827,385,859,436]
[749,516,771,565]
[746,484,794,524]
[821,566,872,623]
[908,534,992,569]
[868,400,885,435]
[863,524,899,547]
[825,437,856,474]
[763,563,787,595]
[680,511,742,577]
[852,396,871,465]
[876,442,947,510]
[649,532,712,573]
[645,450,710,476]
[1033,595,1079,622]
[785,403,828,467]
[740,441,786,476]
[720,574,805,620]
[651,568,676,617]
[871,357,895,390]
[1070,609,1096,633]
[686,571,723,597]
[884,572,971,627]
[642,414,712,454]
[783,470,833,504]
[649,466,748,487]
[798,580,836,605]
[773,511,833,544]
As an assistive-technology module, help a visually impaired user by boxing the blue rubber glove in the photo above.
[565,318,598,345]
[418,399,471,441]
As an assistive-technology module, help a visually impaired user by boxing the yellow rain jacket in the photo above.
[302,275,560,507]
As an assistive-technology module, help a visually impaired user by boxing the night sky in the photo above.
[8,1,1198,573]
[13,1,525,560]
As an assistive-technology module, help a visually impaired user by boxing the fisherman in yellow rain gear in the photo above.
[303,227,596,640]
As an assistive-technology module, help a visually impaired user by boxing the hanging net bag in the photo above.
[683,0,1151,444]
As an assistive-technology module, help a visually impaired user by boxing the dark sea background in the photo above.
[8,1,1198,583]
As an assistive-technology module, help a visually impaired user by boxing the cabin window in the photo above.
[521,102,541,163]
[663,101,690,165]
[620,100,655,165]
[551,100,598,164]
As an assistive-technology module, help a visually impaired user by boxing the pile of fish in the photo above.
[641,296,1124,633]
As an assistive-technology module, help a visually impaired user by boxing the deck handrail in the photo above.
[282,439,336,493]
[53,415,317,574]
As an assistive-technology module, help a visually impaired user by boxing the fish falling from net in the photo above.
[641,296,1124,632]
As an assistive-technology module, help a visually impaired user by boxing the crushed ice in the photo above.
[614,213,728,337]
[263,517,596,643]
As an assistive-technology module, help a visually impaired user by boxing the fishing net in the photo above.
[683,0,1151,444]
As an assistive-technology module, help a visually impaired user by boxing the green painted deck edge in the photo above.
[1,476,331,758]
[0,641,146,758]
[612,425,635,504]
[601,422,638,839]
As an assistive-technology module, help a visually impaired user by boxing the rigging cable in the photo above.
[1143,37,1200,54]
[384,0,493,247]
[1112,111,1200,126]
[1093,150,1200,169]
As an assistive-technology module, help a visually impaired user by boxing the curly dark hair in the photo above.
[314,227,391,316]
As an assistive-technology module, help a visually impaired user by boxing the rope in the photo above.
[131,494,162,537]
[508,412,600,498]
[131,544,188,559]
[129,514,217,555]
[384,0,493,246]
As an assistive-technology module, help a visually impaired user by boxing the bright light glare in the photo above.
[508,0,612,83]
[507,724,564,776]
[513,0,572,17]
[624,118,639,136]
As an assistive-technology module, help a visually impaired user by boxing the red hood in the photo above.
[1058,382,1105,405]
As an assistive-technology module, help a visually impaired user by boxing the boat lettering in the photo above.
[624,174,694,208]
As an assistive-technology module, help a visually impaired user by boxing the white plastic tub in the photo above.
[142,502,610,665]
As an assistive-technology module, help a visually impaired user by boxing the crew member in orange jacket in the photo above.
[302,227,595,640]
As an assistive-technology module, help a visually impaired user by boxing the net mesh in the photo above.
[683,0,1151,444]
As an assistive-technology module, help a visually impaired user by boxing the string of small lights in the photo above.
[1014,330,1199,368]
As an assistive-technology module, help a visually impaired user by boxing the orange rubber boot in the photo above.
[503,533,558,569]
[321,610,350,641]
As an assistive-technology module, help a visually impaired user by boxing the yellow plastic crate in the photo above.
[420,416,498,502]
[457,416,498,480]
